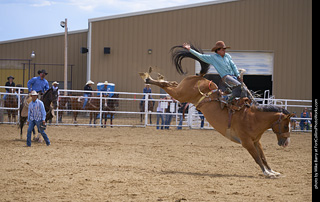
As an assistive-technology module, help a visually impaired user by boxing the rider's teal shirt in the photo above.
[189,49,240,78]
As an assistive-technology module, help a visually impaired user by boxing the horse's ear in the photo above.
[286,113,295,119]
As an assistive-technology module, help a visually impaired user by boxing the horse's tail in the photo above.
[170,44,210,76]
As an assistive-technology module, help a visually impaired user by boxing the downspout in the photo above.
[87,21,92,81]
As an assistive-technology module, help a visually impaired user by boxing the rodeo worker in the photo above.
[26,91,51,147]
[183,41,242,103]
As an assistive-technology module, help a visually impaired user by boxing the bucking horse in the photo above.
[139,45,294,178]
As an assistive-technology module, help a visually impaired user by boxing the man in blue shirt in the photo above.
[140,84,153,107]
[27,69,49,93]
[183,41,242,102]
[26,91,50,147]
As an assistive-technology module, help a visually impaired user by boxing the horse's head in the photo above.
[43,88,58,107]
[112,94,120,108]
[271,112,295,148]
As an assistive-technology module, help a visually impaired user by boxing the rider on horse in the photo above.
[27,69,49,95]
[183,41,242,104]
[83,80,94,109]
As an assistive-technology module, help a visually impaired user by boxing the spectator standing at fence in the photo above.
[164,96,176,130]
[26,91,50,147]
[27,69,49,94]
[300,111,310,131]
[177,102,189,130]
[83,80,94,109]
[140,84,153,108]
[3,76,16,100]
[198,110,205,129]
[156,98,166,130]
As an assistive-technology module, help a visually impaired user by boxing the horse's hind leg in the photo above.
[255,141,281,176]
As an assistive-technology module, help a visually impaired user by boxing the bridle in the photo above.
[271,109,290,136]
[271,112,283,135]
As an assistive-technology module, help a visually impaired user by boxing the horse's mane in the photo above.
[171,44,210,76]
[43,88,52,98]
[253,104,290,115]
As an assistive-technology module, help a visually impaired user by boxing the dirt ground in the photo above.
[0,124,312,202]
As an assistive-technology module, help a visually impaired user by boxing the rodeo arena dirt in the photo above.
[0,84,312,201]
[0,83,312,201]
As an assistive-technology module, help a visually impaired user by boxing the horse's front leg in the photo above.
[8,111,11,123]
[149,114,152,124]
[110,114,113,128]
[89,113,92,126]
[254,141,281,176]
[12,111,16,123]
[104,113,107,128]
[73,112,78,124]
[242,139,277,178]
[93,113,97,127]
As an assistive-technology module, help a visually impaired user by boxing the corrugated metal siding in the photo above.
[0,31,87,90]
[90,0,311,99]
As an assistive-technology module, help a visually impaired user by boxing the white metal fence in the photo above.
[0,86,312,132]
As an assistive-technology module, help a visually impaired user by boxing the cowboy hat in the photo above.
[52,81,59,85]
[30,90,39,96]
[7,76,14,80]
[103,81,108,85]
[211,41,231,52]
[37,69,48,75]
[86,80,94,85]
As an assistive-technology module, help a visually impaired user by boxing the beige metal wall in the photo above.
[89,0,312,99]
[0,31,87,90]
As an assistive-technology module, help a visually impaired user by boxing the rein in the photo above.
[195,80,219,108]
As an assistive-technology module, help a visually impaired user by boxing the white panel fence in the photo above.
[0,86,312,132]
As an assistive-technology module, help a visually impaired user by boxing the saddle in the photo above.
[217,80,252,111]
[21,96,32,117]
[196,80,253,132]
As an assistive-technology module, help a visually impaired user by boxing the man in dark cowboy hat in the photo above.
[3,76,16,100]
[183,41,242,103]
[27,69,49,94]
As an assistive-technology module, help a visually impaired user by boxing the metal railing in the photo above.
[0,86,312,132]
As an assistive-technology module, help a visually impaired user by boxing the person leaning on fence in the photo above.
[83,80,94,109]
[27,69,49,94]
[25,91,50,147]
[3,76,16,100]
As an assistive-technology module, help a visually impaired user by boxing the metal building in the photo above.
[0,30,87,90]
[0,0,312,100]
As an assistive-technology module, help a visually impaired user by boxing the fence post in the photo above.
[17,88,21,125]
[56,94,59,124]
[144,94,148,127]
[99,93,103,127]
